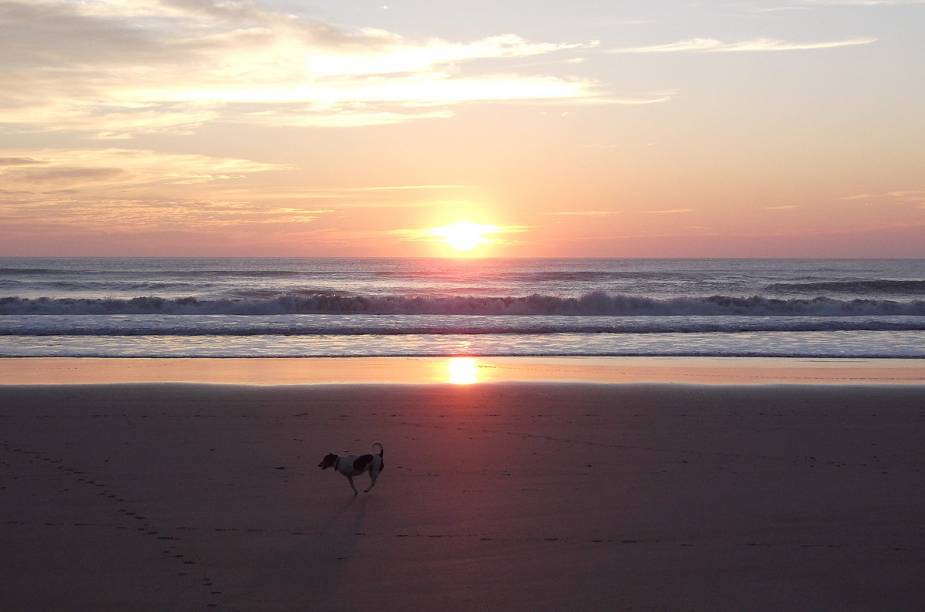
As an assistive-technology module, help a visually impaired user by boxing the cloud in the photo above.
[841,188,925,204]
[0,0,610,136]
[10,166,126,185]
[0,156,43,166]
[231,107,454,129]
[644,208,695,214]
[734,0,922,12]
[612,37,877,53]
[547,210,621,216]
[320,184,474,193]
[800,0,925,5]
[745,5,812,12]
[0,148,281,192]
[0,196,334,237]
[212,184,476,207]
[0,148,481,240]
[305,34,590,77]
[763,204,800,210]
[0,147,317,234]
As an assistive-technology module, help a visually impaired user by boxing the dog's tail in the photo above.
[372,441,384,457]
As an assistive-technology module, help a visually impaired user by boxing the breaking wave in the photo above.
[2,291,925,316]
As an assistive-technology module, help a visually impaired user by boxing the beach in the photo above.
[5,0,925,606]
[2,364,924,611]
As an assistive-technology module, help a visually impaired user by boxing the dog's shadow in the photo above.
[305,492,376,600]
[317,493,369,536]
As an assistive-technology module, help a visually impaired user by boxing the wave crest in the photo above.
[2,291,925,316]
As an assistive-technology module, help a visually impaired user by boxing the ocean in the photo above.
[1,258,924,358]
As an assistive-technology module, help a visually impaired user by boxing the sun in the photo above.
[447,357,479,385]
[431,221,498,254]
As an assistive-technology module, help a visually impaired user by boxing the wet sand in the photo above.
[2,355,925,385]
[1,382,924,611]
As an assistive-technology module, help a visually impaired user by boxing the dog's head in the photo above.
[318,453,338,470]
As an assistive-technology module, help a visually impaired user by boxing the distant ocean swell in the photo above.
[0,280,203,291]
[767,280,925,294]
[0,267,303,278]
[2,317,924,336]
[3,291,925,316]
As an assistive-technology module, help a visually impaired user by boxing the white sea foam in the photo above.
[2,292,925,316]
[1,314,924,336]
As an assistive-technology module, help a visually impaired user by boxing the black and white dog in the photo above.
[318,442,384,495]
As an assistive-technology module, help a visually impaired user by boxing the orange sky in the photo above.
[0,0,923,257]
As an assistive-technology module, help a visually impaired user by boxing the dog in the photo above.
[318,442,384,495]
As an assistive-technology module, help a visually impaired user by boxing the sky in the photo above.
[0,0,923,257]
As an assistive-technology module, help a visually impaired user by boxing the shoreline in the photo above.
[1,355,925,385]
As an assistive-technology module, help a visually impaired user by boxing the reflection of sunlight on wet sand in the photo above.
[447,357,479,384]
[2,357,921,386]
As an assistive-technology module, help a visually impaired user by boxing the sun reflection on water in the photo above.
[447,357,479,385]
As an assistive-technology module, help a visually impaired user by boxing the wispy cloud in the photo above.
[736,0,923,11]
[800,0,925,6]
[764,204,800,210]
[841,189,925,203]
[0,157,43,166]
[0,0,615,137]
[644,208,695,214]
[612,36,877,53]
[0,148,329,235]
[0,150,490,244]
[0,197,334,236]
[745,5,812,12]
[322,184,474,193]
[547,210,621,216]
[0,149,281,192]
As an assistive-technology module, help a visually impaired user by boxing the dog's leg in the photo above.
[347,475,358,495]
[364,469,378,493]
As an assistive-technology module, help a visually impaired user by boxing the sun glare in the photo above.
[431,221,498,254]
[447,357,479,385]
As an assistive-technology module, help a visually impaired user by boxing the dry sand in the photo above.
[2,383,924,611]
